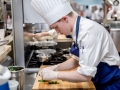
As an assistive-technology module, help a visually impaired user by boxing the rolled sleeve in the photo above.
[77,33,103,77]
[77,65,97,77]
[71,54,79,61]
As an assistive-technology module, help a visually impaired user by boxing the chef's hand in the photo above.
[34,33,43,39]
[40,68,58,80]
[44,65,58,71]
[0,65,11,85]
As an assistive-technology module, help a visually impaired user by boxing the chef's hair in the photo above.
[67,12,74,17]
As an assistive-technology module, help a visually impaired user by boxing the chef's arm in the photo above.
[57,70,92,82]
[57,57,79,71]
[57,58,92,82]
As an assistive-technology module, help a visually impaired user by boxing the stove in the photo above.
[25,46,69,68]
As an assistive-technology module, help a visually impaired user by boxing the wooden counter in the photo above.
[32,65,95,90]
[0,45,11,63]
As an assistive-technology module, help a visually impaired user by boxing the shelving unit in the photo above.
[0,45,11,63]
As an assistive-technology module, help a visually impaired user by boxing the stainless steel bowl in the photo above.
[8,66,24,90]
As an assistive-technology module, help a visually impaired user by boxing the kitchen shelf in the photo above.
[0,45,11,63]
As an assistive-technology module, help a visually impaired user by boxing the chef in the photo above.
[31,0,120,90]
[107,6,120,20]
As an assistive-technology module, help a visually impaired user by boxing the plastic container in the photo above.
[8,80,19,90]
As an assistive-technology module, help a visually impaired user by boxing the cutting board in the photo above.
[32,65,95,90]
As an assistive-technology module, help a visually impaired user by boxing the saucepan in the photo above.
[36,53,51,62]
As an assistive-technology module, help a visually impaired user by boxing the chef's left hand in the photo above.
[40,68,58,80]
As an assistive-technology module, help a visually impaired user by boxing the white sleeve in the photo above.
[48,29,58,39]
[77,33,103,77]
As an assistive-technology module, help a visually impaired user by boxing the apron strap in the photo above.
[75,16,81,47]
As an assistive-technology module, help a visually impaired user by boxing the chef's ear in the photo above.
[61,16,68,23]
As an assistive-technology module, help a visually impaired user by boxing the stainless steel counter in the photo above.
[24,73,37,90]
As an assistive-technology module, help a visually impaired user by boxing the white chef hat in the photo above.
[31,0,73,25]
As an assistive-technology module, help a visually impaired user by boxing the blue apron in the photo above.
[70,16,81,57]
[70,16,120,90]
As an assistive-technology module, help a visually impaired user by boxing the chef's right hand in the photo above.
[40,68,58,80]
[44,65,58,71]
[0,65,11,85]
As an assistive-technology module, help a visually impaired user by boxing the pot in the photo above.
[8,66,24,90]
[36,53,51,62]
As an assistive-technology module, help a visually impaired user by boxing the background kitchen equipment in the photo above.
[27,40,57,47]
[35,49,56,54]
[36,53,51,62]
[9,66,24,90]
[109,21,120,56]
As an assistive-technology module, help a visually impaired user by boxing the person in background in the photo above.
[107,6,120,20]
[92,7,103,21]
[31,0,120,90]
[84,5,92,19]
[91,7,104,24]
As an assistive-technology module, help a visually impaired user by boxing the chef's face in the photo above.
[50,16,72,35]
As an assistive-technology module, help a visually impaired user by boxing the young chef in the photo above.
[31,0,120,89]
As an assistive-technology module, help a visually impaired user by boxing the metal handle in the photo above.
[0,40,9,46]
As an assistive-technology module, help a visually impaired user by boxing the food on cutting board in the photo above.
[38,79,59,84]
[38,74,59,84]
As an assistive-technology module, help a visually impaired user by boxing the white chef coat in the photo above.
[71,17,120,77]
[47,16,120,77]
